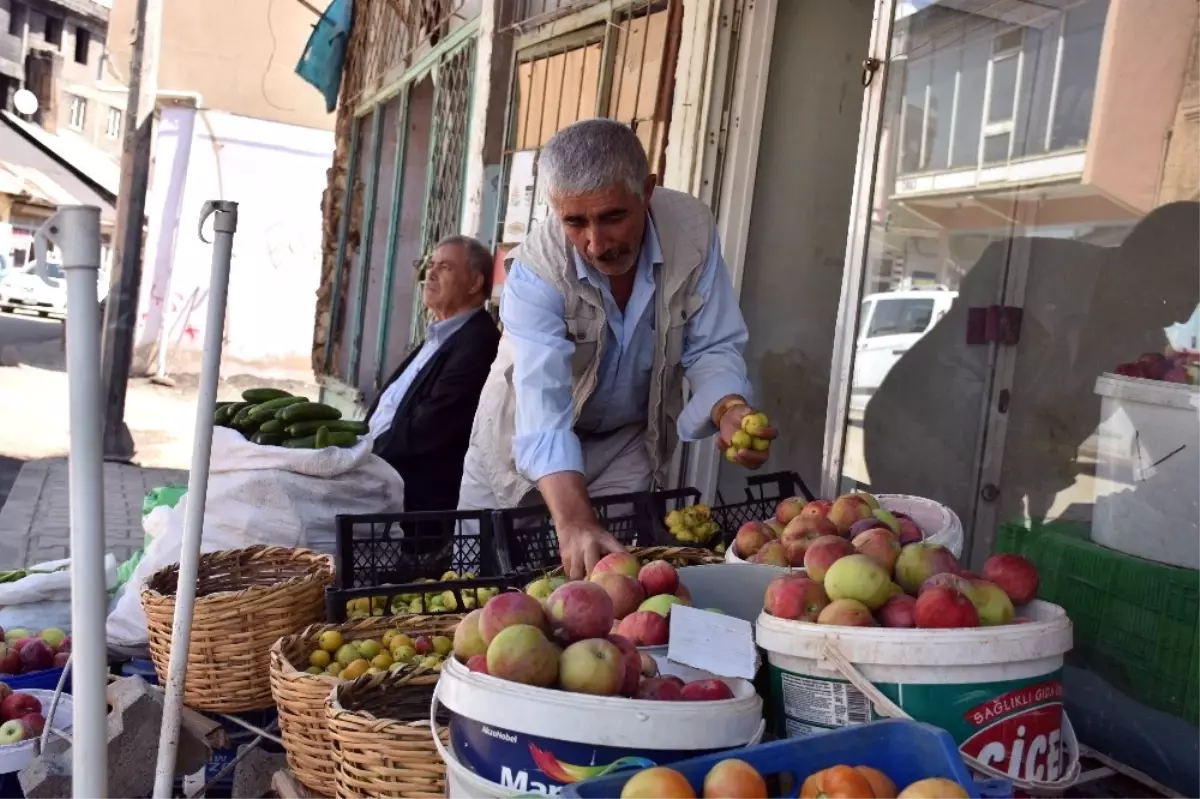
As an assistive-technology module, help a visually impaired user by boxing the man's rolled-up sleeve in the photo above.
[501,263,585,480]
[677,231,755,441]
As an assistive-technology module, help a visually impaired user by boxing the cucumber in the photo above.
[282,431,358,449]
[278,402,342,423]
[231,405,264,434]
[315,426,330,449]
[326,432,359,447]
[282,435,316,449]
[258,419,284,434]
[215,401,247,426]
[284,419,369,437]
[241,388,293,403]
[215,401,234,411]
[247,396,309,421]
[252,431,286,446]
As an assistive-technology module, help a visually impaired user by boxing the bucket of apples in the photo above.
[0,687,73,773]
[0,627,71,690]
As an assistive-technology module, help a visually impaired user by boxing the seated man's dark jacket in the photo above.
[368,309,499,512]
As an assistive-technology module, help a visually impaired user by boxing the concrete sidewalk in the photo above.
[0,458,186,570]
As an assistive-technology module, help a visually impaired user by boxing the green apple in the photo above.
[638,594,685,617]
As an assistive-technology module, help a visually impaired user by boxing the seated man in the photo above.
[367,235,500,512]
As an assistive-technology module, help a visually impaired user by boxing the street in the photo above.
[0,309,63,347]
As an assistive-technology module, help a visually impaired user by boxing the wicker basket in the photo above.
[327,670,449,799]
[141,545,333,713]
[271,615,460,796]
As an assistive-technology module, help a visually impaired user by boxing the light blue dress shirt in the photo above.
[500,217,754,482]
[367,306,482,440]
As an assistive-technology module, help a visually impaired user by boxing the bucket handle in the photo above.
[821,643,1081,794]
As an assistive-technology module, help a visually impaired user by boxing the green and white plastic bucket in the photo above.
[755,600,1079,794]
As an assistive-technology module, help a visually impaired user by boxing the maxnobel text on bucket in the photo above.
[435,656,763,793]
[756,600,1074,786]
[725,494,965,563]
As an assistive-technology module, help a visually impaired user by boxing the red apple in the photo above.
[674,583,692,604]
[591,572,645,620]
[20,640,53,673]
[914,585,979,629]
[606,635,643,697]
[0,692,40,722]
[8,639,30,655]
[0,683,9,703]
[637,561,679,598]
[981,553,1040,605]
[764,520,784,539]
[894,542,961,595]
[750,540,789,567]
[803,535,856,581]
[735,522,772,558]
[615,611,670,647]
[18,713,45,738]
[848,517,889,538]
[591,551,641,580]
[878,594,917,628]
[775,497,808,525]
[798,499,833,523]
[680,679,735,701]
[635,676,683,701]
[639,652,658,677]
[784,513,838,540]
[852,528,901,573]
[828,494,873,535]
[558,639,626,696]
[918,573,973,597]
[413,635,434,655]
[0,650,18,675]
[466,654,489,674]
[55,636,71,654]
[782,534,818,567]
[52,652,70,668]
[764,575,829,622]
[478,591,548,644]
[547,581,615,642]
[1114,362,1142,378]
[816,599,876,627]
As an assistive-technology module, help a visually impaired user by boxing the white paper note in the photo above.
[666,605,759,679]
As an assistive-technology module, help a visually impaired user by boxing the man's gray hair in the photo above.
[436,234,494,296]
[539,119,650,198]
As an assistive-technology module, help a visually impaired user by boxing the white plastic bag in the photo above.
[106,427,404,646]
[0,555,118,633]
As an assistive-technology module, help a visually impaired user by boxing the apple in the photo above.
[52,652,69,668]
[0,684,9,703]
[878,594,917,628]
[638,561,679,598]
[639,594,685,617]
[828,494,873,535]
[606,635,643,696]
[680,679,735,701]
[703,759,768,799]
[592,572,645,619]
[0,693,40,722]
[4,629,29,645]
[591,551,641,580]
[478,591,547,644]
[734,522,772,558]
[853,491,881,510]
[918,573,974,597]
[20,640,53,673]
[635,677,684,701]
[894,542,961,595]
[8,639,30,655]
[0,719,24,745]
[749,540,789,567]
[798,499,833,523]
[784,513,839,540]
[412,636,434,656]
[0,649,20,675]
[914,586,979,629]
[781,534,818,567]
[968,580,1015,626]
[38,629,66,650]
[775,497,807,525]
[871,508,899,534]
[764,520,784,538]
[621,767,696,799]
[18,713,44,738]
[763,575,829,622]
[485,624,560,687]
[852,528,901,573]
[453,608,488,660]
[824,554,892,610]
[558,639,625,696]
[55,636,70,654]
[525,576,566,602]
[547,581,615,642]
[466,654,489,674]
[816,599,876,627]
[895,516,924,545]
[981,553,1039,605]
[638,652,658,677]
[675,583,692,604]
[847,517,888,538]
[616,611,670,646]
[802,535,856,582]
[896,778,970,799]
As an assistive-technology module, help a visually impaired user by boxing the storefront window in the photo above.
[840,0,1200,566]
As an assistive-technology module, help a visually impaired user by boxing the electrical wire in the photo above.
[261,0,299,113]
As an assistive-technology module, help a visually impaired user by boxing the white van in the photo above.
[851,288,957,413]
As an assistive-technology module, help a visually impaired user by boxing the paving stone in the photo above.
[232,744,289,799]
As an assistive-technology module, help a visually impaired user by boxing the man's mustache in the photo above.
[593,246,630,263]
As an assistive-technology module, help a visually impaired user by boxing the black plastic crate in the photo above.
[324,572,533,622]
[496,491,654,573]
[333,509,504,590]
[710,470,818,538]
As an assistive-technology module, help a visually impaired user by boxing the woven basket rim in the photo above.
[272,614,462,680]
[141,545,333,604]
[328,669,442,731]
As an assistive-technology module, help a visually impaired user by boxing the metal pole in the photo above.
[37,206,109,798]
[151,201,238,798]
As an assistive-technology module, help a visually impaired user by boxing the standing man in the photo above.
[368,235,500,512]
[460,119,775,578]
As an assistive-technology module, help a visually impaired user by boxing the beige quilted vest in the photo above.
[468,187,716,507]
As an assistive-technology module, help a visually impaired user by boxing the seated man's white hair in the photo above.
[538,119,650,199]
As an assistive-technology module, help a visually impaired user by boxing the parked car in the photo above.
[0,260,68,317]
[851,288,958,414]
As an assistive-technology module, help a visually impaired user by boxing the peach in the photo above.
[816,598,876,627]
[592,572,645,619]
[852,527,901,573]
[981,553,1039,605]
[828,494,873,535]
[750,540,789,567]
[547,581,615,642]
[620,767,696,798]
[680,679,735,701]
[802,535,856,581]
[703,759,768,799]
[638,561,679,597]
[775,496,807,525]
[485,624,559,686]
[734,522,771,558]
[558,639,625,696]
[453,608,488,660]
[607,634,643,696]
[592,551,641,579]
[914,585,979,629]
[894,542,961,595]
[764,575,829,622]
[635,676,683,701]
[616,611,669,646]
[478,591,547,644]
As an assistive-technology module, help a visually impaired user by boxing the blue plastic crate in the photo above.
[560,720,1010,798]
[0,666,69,693]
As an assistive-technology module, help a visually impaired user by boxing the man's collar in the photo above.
[572,214,663,284]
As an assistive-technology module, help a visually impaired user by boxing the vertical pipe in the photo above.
[152,201,238,799]
[46,205,107,798]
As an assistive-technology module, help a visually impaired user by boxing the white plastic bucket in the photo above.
[434,655,763,793]
[725,494,963,562]
[0,689,74,774]
[1091,374,1199,569]
[755,600,1078,793]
